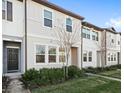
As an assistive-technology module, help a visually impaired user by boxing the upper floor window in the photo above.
[44,10,52,27]
[92,31,98,41]
[2,0,6,19]
[66,18,72,32]
[82,28,90,39]
[2,0,13,21]
[36,45,45,63]
[111,39,114,43]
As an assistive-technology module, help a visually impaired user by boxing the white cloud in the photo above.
[105,17,121,32]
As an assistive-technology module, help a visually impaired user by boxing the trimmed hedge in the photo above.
[83,64,121,74]
[21,66,83,89]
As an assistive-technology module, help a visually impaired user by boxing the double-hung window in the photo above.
[44,10,52,27]
[82,28,90,39]
[83,52,87,62]
[66,18,72,32]
[114,54,116,61]
[59,48,65,63]
[108,53,110,61]
[36,45,45,63]
[48,46,56,63]
[2,0,13,21]
[88,52,92,62]
[2,0,6,19]
[111,54,113,61]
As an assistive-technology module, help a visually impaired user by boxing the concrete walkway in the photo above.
[6,78,30,93]
[86,73,121,82]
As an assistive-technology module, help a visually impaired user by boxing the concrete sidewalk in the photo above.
[6,79,30,93]
[86,73,121,82]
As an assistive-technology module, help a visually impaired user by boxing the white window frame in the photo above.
[36,45,46,63]
[43,9,53,28]
[66,18,73,32]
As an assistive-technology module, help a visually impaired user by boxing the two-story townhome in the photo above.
[82,22,103,67]
[2,0,84,75]
[82,22,121,68]
[102,28,121,67]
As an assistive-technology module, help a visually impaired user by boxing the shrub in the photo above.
[83,64,121,74]
[22,68,66,88]
[68,65,82,79]
[22,68,39,81]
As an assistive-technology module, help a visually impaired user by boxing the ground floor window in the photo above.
[83,51,93,62]
[83,52,87,62]
[59,48,65,63]
[108,53,110,61]
[36,45,45,63]
[48,46,56,63]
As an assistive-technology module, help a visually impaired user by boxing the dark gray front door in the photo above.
[7,48,19,72]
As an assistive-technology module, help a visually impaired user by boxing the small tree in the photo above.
[52,20,81,79]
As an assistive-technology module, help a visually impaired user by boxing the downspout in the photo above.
[105,30,107,66]
[81,25,83,69]
[24,0,27,71]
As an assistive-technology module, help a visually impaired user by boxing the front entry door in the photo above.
[7,48,19,72]
[71,47,78,66]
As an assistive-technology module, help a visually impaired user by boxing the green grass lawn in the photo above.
[99,69,121,79]
[31,76,121,93]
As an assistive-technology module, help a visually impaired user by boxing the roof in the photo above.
[102,27,121,34]
[32,0,84,20]
[82,21,103,31]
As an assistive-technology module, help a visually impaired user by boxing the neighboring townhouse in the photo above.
[82,22,103,67]
[82,22,121,68]
[102,28,121,66]
[2,0,84,74]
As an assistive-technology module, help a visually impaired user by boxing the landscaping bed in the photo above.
[21,66,85,90]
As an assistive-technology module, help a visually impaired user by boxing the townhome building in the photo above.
[82,22,121,68]
[82,22,103,67]
[102,28,121,66]
[2,0,83,74]
[2,0,121,75]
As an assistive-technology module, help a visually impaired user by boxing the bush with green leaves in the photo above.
[68,65,82,79]
[83,64,121,74]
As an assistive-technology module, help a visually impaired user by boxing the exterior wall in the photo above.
[26,0,82,70]
[2,0,24,38]
[82,26,101,68]
[2,0,25,74]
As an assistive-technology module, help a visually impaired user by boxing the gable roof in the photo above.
[32,0,84,20]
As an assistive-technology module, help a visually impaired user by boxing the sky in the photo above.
[49,0,121,32]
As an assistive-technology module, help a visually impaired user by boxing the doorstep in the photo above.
[3,72,23,79]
